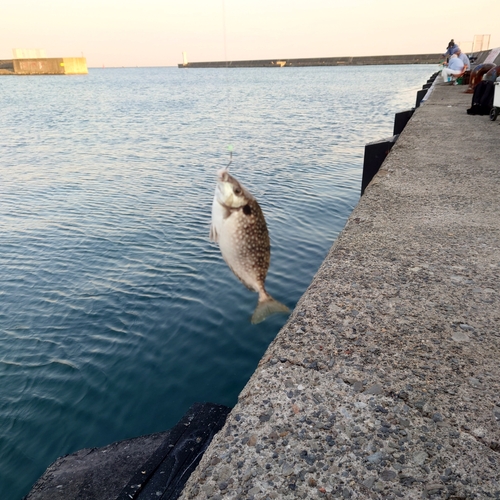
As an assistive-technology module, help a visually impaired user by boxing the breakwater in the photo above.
[0,57,87,75]
[178,53,442,68]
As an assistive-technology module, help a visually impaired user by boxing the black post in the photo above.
[415,88,427,108]
[361,136,398,195]
[393,109,414,135]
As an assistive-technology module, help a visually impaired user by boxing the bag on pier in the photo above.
[466,80,494,115]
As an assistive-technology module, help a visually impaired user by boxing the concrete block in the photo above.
[361,135,398,195]
[393,108,415,135]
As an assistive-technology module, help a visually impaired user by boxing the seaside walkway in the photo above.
[180,83,500,498]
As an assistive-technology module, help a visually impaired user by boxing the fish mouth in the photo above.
[215,178,227,204]
[217,168,230,182]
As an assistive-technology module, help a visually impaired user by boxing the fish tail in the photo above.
[251,294,290,324]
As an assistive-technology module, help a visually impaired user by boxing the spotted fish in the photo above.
[210,169,289,324]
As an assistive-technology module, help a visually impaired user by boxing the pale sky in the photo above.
[1,0,499,67]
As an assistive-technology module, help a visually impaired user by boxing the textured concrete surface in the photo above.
[180,82,500,499]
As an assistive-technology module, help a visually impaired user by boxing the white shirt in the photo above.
[448,55,464,72]
[457,52,470,69]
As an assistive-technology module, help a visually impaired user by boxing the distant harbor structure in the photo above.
[179,35,491,69]
[0,48,87,75]
[178,53,443,68]
[13,48,47,59]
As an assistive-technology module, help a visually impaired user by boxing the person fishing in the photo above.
[441,51,465,84]
[443,39,458,63]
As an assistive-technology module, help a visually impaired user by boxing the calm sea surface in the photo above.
[0,64,435,499]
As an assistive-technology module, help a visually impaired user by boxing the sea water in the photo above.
[0,64,436,498]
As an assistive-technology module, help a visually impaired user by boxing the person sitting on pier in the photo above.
[441,53,465,84]
[443,39,458,62]
[455,47,470,71]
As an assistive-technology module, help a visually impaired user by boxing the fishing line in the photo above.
[226,145,233,169]
[222,0,234,169]
[222,0,228,66]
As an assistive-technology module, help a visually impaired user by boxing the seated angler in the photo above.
[441,52,465,84]
[455,47,470,71]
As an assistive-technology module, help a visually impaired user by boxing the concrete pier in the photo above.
[0,57,87,75]
[178,53,442,69]
[179,84,500,498]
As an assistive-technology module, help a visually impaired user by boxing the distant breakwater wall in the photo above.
[0,57,88,75]
[178,53,442,69]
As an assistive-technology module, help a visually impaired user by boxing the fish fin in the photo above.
[251,296,290,324]
[209,224,218,242]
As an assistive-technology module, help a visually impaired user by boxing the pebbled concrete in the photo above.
[180,82,500,499]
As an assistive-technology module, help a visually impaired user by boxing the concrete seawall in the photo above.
[178,53,442,68]
[179,83,500,497]
[0,57,87,75]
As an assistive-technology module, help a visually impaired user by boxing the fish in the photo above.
[210,168,290,324]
